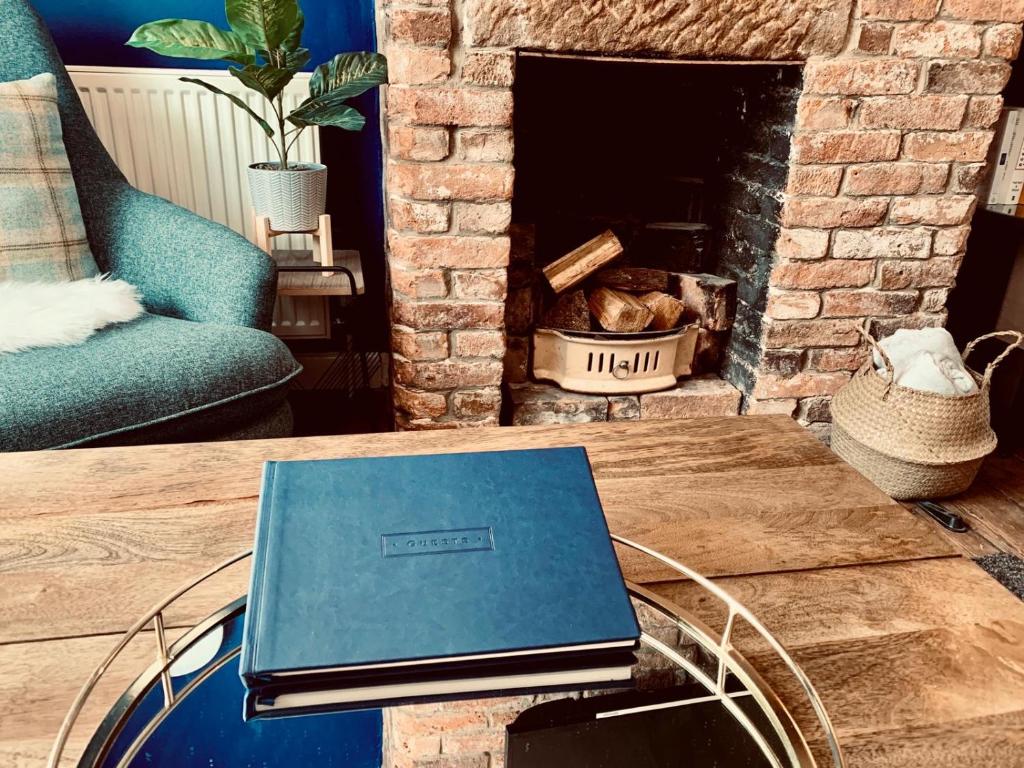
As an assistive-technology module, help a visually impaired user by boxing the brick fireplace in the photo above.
[379,0,1022,433]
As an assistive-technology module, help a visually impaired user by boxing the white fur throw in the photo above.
[0,276,144,354]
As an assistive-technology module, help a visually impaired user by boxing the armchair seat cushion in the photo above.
[0,313,301,451]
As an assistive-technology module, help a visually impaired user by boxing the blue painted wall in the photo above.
[35,0,375,72]
[36,0,388,348]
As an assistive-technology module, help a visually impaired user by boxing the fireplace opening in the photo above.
[506,55,802,420]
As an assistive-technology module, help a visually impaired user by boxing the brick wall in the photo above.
[379,0,1024,430]
[762,1,1023,435]
[384,696,528,768]
[381,0,515,430]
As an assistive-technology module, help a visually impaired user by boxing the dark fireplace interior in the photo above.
[509,55,803,394]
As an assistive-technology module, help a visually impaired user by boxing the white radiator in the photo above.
[68,65,327,337]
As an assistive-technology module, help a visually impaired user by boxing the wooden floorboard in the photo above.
[902,502,1001,558]
[649,557,1023,652]
[751,621,1024,742]
[0,417,836,515]
[948,487,1024,557]
[1,738,84,768]
[976,453,1024,508]
[615,500,954,583]
[901,451,1024,559]
[0,465,955,644]
[823,709,1024,768]
[946,454,1024,558]
[651,558,1024,768]
[0,557,250,645]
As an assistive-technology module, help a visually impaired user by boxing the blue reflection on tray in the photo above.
[92,604,381,768]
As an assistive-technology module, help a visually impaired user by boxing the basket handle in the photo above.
[856,324,895,398]
[962,330,1024,389]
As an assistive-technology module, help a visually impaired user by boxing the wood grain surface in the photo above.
[946,452,1024,558]
[903,501,1001,558]
[0,418,837,514]
[542,229,623,293]
[273,249,364,296]
[903,449,1024,559]
[1,416,1022,767]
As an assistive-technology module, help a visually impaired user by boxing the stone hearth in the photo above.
[379,0,1021,431]
[508,376,743,426]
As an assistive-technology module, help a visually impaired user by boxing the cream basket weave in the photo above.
[831,328,1023,500]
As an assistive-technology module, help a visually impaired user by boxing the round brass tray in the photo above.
[48,536,844,768]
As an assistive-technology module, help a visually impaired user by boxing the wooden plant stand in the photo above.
[252,210,333,273]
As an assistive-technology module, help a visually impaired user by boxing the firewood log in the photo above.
[593,267,671,293]
[673,273,737,331]
[638,291,687,331]
[543,230,623,293]
[588,287,653,333]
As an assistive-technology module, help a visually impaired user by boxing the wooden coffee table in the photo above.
[2,416,1023,766]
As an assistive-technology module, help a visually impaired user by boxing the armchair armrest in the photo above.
[82,181,277,331]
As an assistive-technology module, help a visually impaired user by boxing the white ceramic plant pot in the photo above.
[247,162,327,232]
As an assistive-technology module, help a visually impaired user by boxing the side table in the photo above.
[48,539,842,768]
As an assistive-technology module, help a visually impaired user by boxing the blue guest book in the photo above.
[240,447,640,714]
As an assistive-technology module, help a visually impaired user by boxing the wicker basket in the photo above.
[831,328,1023,500]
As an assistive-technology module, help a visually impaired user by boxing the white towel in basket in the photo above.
[873,327,978,396]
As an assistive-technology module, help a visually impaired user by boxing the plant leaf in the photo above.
[283,6,304,51]
[280,47,311,71]
[226,0,301,51]
[127,19,254,64]
[308,52,387,101]
[288,95,366,131]
[179,77,274,137]
[229,64,298,101]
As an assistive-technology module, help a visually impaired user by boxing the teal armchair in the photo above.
[0,0,302,451]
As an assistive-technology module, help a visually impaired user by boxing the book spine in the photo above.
[1001,109,1024,207]
[239,461,279,684]
[1007,107,1024,209]
[245,677,635,721]
[577,447,641,638]
[1006,108,1024,218]
[984,109,1020,209]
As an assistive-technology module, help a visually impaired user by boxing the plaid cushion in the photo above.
[0,72,97,281]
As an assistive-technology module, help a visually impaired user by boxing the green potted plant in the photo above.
[127,0,386,232]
